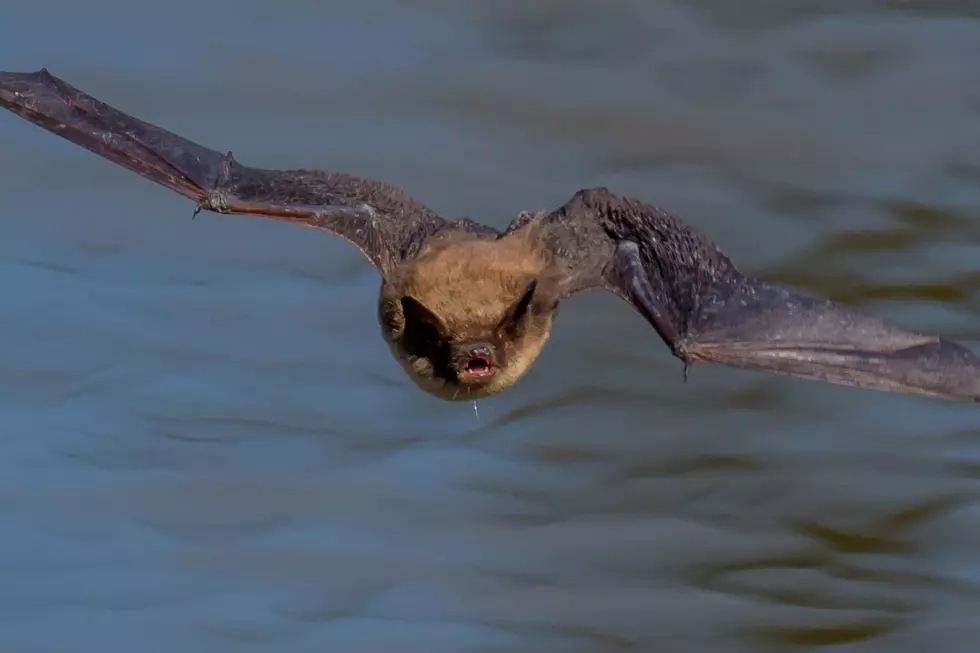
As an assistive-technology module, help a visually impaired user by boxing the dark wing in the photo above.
[0,69,447,276]
[534,187,980,402]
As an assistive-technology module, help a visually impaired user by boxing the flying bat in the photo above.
[1,69,978,403]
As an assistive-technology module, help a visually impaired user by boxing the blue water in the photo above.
[2,2,980,651]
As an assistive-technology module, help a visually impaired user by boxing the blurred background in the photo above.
[2,1,980,652]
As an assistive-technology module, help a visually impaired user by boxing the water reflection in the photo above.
[1,1,980,652]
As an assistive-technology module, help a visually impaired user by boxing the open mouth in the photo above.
[461,355,495,379]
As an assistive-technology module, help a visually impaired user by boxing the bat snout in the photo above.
[454,343,498,382]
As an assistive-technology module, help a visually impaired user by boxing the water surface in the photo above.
[2,2,980,652]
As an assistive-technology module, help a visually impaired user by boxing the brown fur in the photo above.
[378,222,565,400]
[8,70,979,406]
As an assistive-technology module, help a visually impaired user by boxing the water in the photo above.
[1,2,980,651]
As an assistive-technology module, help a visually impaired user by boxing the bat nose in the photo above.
[454,343,497,378]
[467,344,494,360]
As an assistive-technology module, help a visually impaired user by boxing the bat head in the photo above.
[378,233,561,400]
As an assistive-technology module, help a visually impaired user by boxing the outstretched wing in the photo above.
[0,69,447,276]
[534,187,980,402]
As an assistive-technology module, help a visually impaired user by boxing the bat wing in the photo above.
[0,69,448,276]
[534,187,980,402]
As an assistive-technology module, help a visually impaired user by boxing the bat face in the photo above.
[377,231,561,400]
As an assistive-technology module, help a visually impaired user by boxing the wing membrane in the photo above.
[541,188,980,402]
[686,280,979,400]
[0,69,446,274]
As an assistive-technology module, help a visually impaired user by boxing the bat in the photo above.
[2,69,978,403]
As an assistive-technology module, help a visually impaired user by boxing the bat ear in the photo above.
[401,296,450,339]
[497,278,538,336]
